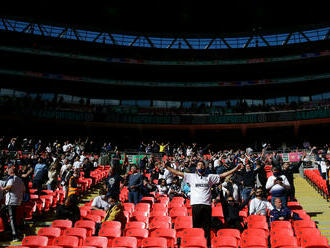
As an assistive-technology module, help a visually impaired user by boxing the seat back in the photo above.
[141,237,167,248]
[63,227,87,246]
[212,236,238,248]
[181,236,207,248]
[99,227,121,247]
[101,221,122,230]
[53,236,79,248]
[84,236,108,248]
[38,227,62,245]
[150,228,176,248]
[51,220,73,234]
[112,237,137,248]
[174,216,193,230]
[75,220,96,236]
[125,228,149,247]
[22,235,48,247]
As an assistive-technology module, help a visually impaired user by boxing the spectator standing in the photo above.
[0,165,25,241]
[266,167,290,206]
[32,158,48,194]
[127,165,143,205]
[106,166,124,197]
[161,160,242,247]
[46,159,61,191]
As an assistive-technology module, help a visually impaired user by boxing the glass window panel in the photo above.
[40,93,55,100]
[182,101,193,108]
[0,88,14,96]
[323,92,330,100]
[276,97,286,104]
[265,98,276,104]
[90,99,105,105]
[244,99,253,106]
[288,96,298,103]
[136,100,151,107]
[299,96,310,102]
[230,99,239,106]
[212,101,226,107]
[58,94,73,103]
[252,99,263,105]
[14,90,27,98]
[153,100,167,108]
[166,101,181,108]
[311,94,323,101]
[121,100,136,106]
[104,99,120,105]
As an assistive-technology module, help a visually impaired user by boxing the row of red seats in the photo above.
[304,169,329,199]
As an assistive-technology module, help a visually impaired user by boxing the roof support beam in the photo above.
[259,34,270,46]
[92,32,103,42]
[58,27,68,38]
[38,24,45,36]
[205,38,215,49]
[243,35,254,48]
[183,38,193,49]
[299,31,310,42]
[129,36,140,46]
[107,33,117,45]
[282,32,293,45]
[220,37,231,48]
[167,38,177,48]
[144,36,155,48]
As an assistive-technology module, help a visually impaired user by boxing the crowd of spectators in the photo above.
[0,136,329,243]
[1,93,329,117]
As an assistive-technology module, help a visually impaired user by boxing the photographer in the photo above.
[266,166,290,207]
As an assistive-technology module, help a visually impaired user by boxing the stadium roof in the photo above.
[1,1,330,37]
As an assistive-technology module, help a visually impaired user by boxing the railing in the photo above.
[0,18,329,50]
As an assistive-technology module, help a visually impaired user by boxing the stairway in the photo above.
[294,173,330,244]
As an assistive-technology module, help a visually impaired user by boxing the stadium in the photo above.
[0,2,329,247]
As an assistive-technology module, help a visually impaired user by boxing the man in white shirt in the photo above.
[161,160,241,247]
[249,187,274,216]
[266,166,290,207]
[73,157,82,170]
[0,165,25,241]
[91,193,111,210]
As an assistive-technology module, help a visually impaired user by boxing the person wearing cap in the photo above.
[0,165,25,241]
[160,160,242,247]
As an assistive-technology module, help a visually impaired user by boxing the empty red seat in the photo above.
[98,227,121,247]
[149,220,171,231]
[38,227,61,245]
[63,227,87,246]
[149,216,171,225]
[177,228,205,239]
[212,236,238,248]
[75,220,96,236]
[181,236,207,248]
[22,235,48,248]
[169,207,188,219]
[174,216,193,230]
[111,237,137,248]
[53,235,79,248]
[135,203,151,213]
[152,203,168,212]
[51,220,73,234]
[141,237,167,248]
[270,221,292,230]
[125,221,146,231]
[123,203,135,215]
[150,210,168,217]
[247,215,266,224]
[90,210,107,220]
[84,214,102,223]
[150,228,176,248]
[240,234,267,248]
[83,236,108,248]
[101,221,122,230]
[272,235,298,248]
[300,235,329,248]
[125,228,149,247]
[171,197,185,205]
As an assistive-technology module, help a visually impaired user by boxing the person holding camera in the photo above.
[266,166,290,207]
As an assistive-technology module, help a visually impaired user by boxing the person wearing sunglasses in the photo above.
[249,187,274,216]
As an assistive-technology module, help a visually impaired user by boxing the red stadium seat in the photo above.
[125,228,149,248]
[150,228,176,248]
[246,215,266,224]
[84,214,102,223]
[51,220,73,234]
[181,236,207,248]
[216,228,241,245]
[149,216,171,225]
[212,236,238,248]
[53,236,79,248]
[38,227,62,245]
[129,214,149,226]
[169,207,188,219]
[270,221,292,230]
[125,221,146,231]
[240,234,267,248]
[177,228,205,239]
[0,217,5,232]
[149,220,171,231]
[22,235,48,248]
[150,210,168,217]
[83,236,108,248]
[141,237,167,248]
[63,227,87,246]
[75,220,96,236]
[300,235,329,248]
[272,235,298,248]
[111,237,137,248]
[152,203,168,212]
[101,221,122,230]
[135,203,151,213]
[174,216,193,230]
[123,203,135,215]
[90,210,107,220]
[171,197,185,205]
[98,227,121,247]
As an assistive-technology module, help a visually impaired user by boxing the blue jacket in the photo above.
[270,207,292,222]
[128,173,142,191]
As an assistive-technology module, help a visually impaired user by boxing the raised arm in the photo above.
[161,161,184,178]
[219,163,242,179]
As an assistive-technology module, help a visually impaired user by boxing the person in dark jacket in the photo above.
[219,184,251,232]
[254,160,267,191]
[127,165,143,205]
[55,194,81,225]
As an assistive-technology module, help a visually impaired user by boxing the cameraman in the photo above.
[266,166,290,207]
